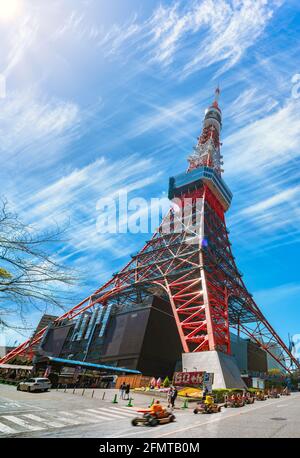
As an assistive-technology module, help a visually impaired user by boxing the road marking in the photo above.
[93,408,136,418]
[0,396,45,412]
[108,407,137,416]
[55,412,82,425]
[22,413,66,428]
[76,410,118,421]
[1,415,45,431]
[86,408,121,418]
[0,401,22,409]
[0,421,17,434]
[62,410,108,423]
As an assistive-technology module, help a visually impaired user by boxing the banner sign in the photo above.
[203,372,214,392]
[173,371,205,386]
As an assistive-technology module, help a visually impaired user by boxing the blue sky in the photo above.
[1,0,300,348]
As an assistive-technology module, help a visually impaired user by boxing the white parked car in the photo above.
[17,377,52,393]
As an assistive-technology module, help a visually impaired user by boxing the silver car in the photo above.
[17,377,52,392]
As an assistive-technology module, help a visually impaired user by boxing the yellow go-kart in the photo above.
[193,395,222,414]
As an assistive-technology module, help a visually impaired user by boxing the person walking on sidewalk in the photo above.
[170,386,178,409]
[119,382,126,399]
[167,386,173,408]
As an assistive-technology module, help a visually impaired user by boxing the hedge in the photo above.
[0,379,19,386]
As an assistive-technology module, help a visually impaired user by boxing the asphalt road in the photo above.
[0,385,299,438]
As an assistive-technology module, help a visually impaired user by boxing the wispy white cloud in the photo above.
[20,153,162,262]
[52,0,281,79]
[0,89,81,166]
[3,14,39,76]
[223,94,300,250]
[253,282,300,309]
[225,87,279,127]
[241,185,300,216]
[224,98,300,177]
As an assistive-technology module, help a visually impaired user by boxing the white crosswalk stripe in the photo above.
[0,405,137,436]
[0,420,17,434]
[1,415,45,431]
[55,411,84,424]
[85,408,127,419]
[59,409,110,423]
[109,406,137,414]
[95,407,136,418]
[22,413,66,428]
[73,409,117,422]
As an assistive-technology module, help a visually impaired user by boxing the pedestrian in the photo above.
[170,386,178,409]
[125,383,130,400]
[167,386,173,408]
[119,382,126,399]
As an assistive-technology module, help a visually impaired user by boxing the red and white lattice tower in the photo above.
[1,89,299,376]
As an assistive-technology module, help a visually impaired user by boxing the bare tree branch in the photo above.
[0,198,79,331]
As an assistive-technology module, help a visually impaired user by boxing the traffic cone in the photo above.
[181,399,188,409]
[127,397,133,407]
[148,398,154,408]
[112,394,118,404]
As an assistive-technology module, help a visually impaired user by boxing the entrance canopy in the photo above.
[41,357,141,374]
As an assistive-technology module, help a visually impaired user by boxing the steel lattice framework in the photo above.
[1,89,299,374]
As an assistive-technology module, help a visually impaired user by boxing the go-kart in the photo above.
[131,408,175,427]
[267,390,280,399]
[255,391,267,401]
[281,387,291,396]
[242,392,255,404]
[193,401,222,414]
[224,394,245,408]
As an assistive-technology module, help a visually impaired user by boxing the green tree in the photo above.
[163,376,170,388]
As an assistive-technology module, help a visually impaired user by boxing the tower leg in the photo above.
[182,351,246,389]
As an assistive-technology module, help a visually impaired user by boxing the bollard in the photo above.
[127,398,133,407]
[64,386,67,393]
[112,394,118,404]
[92,390,95,398]
[73,387,75,394]
[102,392,106,400]
[181,399,188,409]
[82,388,85,396]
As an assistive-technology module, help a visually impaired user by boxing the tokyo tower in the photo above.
[1,88,299,381]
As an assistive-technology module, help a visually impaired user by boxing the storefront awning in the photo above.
[0,364,33,370]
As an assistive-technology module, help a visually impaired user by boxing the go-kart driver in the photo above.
[150,400,166,418]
